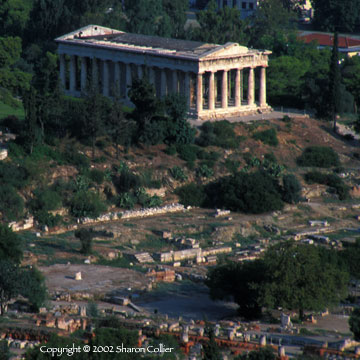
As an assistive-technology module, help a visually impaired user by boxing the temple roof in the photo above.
[56,25,257,60]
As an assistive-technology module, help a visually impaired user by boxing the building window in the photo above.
[249,2,254,9]
[242,2,247,9]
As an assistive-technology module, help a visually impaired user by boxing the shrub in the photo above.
[304,171,349,200]
[253,128,279,146]
[196,120,241,148]
[117,192,136,209]
[164,145,177,156]
[135,188,162,208]
[0,162,29,189]
[70,191,107,218]
[224,159,241,174]
[75,228,95,254]
[88,169,105,185]
[0,185,24,221]
[35,211,62,227]
[196,164,214,178]
[63,147,90,169]
[205,171,284,214]
[114,169,142,193]
[169,166,187,182]
[176,183,206,207]
[176,144,198,162]
[297,146,340,168]
[30,189,62,212]
[282,174,302,204]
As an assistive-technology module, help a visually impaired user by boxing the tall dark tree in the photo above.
[349,308,360,341]
[0,260,21,315]
[203,325,222,360]
[0,224,23,264]
[329,32,341,131]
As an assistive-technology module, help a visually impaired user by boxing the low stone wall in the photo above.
[78,203,186,224]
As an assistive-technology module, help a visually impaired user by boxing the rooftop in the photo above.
[56,25,257,60]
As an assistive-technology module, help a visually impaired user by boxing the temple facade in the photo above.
[56,25,271,120]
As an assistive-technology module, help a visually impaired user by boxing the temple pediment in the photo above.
[200,43,249,58]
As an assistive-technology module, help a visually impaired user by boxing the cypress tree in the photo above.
[329,31,341,131]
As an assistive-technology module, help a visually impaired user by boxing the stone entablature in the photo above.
[56,25,272,120]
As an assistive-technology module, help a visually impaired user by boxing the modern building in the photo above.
[56,25,271,120]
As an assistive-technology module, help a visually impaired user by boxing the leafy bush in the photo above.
[196,164,214,178]
[169,166,188,182]
[117,192,136,209]
[164,145,177,156]
[224,159,241,174]
[114,169,142,193]
[297,146,340,168]
[253,128,279,146]
[30,188,62,212]
[70,191,107,218]
[205,171,284,214]
[88,169,105,185]
[135,188,162,208]
[35,210,62,227]
[0,162,28,189]
[176,183,206,207]
[196,120,241,148]
[304,171,349,200]
[176,144,198,162]
[0,185,24,221]
[282,174,302,204]
[63,147,90,169]
[75,228,96,254]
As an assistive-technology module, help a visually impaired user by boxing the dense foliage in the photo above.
[297,146,340,168]
[349,308,360,341]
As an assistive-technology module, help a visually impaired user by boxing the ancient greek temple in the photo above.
[56,25,271,120]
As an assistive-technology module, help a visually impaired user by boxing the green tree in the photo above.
[329,32,341,130]
[282,174,302,204]
[0,260,21,315]
[349,307,360,341]
[206,260,266,319]
[203,325,222,360]
[75,228,96,254]
[190,0,248,45]
[70,191,106,219]
[0,184,24,221]
[342,56,360,111]
[235,347,276,360]
[20,266,47,312]
[262,241,348,319]
[311,0,360,32]
[162,0,188,38]
[0,224,23,264]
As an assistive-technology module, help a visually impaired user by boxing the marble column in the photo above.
[92,57,98,90]
[138,64,143,79]
[248,67,255,105]
[69,55,76,93]
[161,68,167,97]
[184,72,191,109]
[102,60,109,97]
[259,66,267,107]
[221,70,228,108]
[126,63,132,99]
[196,73,203,113]
[80,57,87,92]
[208,71,215,110]
[235,68,241,107]
[172,70,178,93]
[149,67,155,86]
[59,54,66,90]
[114,61,121,96]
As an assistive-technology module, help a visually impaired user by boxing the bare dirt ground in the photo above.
[40,264,149,295]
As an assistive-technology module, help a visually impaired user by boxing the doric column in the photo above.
[235,68,241,107]
[59,54,66,90]
[196,73,203,113]
[161,68,167,97]
[138,64,143,79]
[80,57,87,92]
[92,57,98,90]
[184,72,191,109]
[172,70,178,93]
[221,70,228,108]
[149,67,155,85]
[114,62,121,96]
[103,60,109,97]
[259,66,267,107]
[208,71,215,110]
[248,67,255,106]
[126,63,132,99]
[69,55,76,93]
